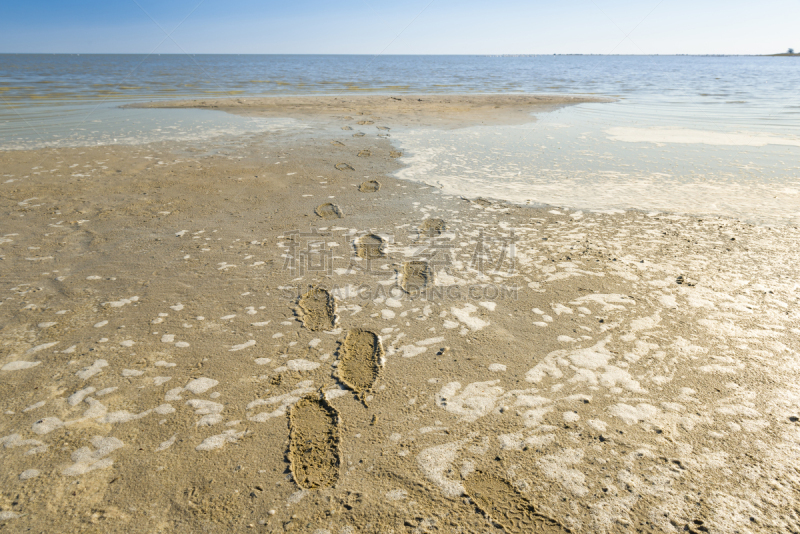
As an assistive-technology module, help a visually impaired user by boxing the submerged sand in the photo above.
[1,96,800,533]
[130,94,613,128]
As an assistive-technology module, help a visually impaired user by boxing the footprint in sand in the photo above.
[390,150,403,158]
[355,234,385,259]
[474,198,492,207]
[356,120,374,125]
[298,287,337,331]
[377,126,390,131]
[357,149,371,158]
[315,203,343,219]
[464,471,569,534]
[352,132,365,138]
[337,329,383,404]
[335,163,355,172]
[359,180,381,193]
[341,126,353,131]
[331,141,345,146]
[288,396,340,489]
[420,218,446,237]
[401,261,432,293]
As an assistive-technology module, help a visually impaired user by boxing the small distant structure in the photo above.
[767,48,798,56]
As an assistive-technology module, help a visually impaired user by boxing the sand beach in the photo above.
[1,95,800,533]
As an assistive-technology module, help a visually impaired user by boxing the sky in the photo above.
[0,0,797,55]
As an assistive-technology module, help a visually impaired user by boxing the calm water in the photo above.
[1,54,799,223]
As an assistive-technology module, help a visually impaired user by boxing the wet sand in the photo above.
[130,94,614,128]
[1,96,800,533]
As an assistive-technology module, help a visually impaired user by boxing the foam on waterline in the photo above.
[608,403,661,425]
[229,340,256,352]
[586,419,608,432]
[196,429,246,451]
[62,436,124,476]
[417,440,468,498]
[103,296,139,308]
[450,304,489,331]
[274,359,320,372]
[19,469,40,480]
[570,294,633,312]
[2,360,41,371]
[100,409,153,424]
[1,434,44,450]
[324,386,349,401]
[606,126,800,147]
[154,404,175,414]
[247,384,317,422]
[537,448,588,496]
[68,386,96,406]
[76,359,108,379]
[184,377,218,394]
[164,390,183,402]
[396,344,426,358]
[436,381,504,422]
[156,435,176,452]
[26,342,58,354]
[187,399,223,416]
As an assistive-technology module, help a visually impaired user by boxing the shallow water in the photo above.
[2,54,799,224]
[393,102,800,226]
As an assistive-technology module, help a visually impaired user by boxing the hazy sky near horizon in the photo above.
[1,0,797,55]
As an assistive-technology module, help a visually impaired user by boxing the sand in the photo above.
[1,95,800,533]
[130,94,613,128]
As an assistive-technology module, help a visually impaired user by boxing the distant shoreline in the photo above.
[0,52,798,57]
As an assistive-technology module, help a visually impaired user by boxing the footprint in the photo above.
[335,163,355,172]
[298,287,337,331]
[352,132,365,138]
[390,150,403,158]
[474,198,492,207]
[464,471,569,533]
[356,120,374,125]
[355,234,385,259]
[337,329,383,403]
[315,203,343,219]
[331,141,345,146]
[357,150,371,158]
[288,395,340,489]
[377,126,390,131]
[420,218,446,237]
[359,180,381,193]
[401,261,432,293]
[341,126,353,131]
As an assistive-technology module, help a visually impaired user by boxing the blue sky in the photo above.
[1,0,797,55]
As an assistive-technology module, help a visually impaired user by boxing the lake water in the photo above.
[1,54,799,224]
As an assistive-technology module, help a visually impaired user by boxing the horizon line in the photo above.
[0,52,794,57]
